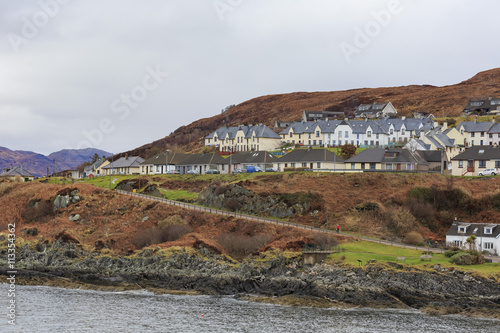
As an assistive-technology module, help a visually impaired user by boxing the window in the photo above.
[484,242,494,249]
[479,160,486,168]
[376,134,379,139]
[319,140,322,146]
[338,131,342,137]
[481,132,485,137]
[302,163,307,167]
[459,160,463,168]
[317,162,321,168]
[386,164,393,170]
[316,131,320,137]
[402,129,406,135]
[356,134,360,139]
[351,163,356,170]
[308,140,311,145]
[458,226,466,233]
[214,137,217,142]
[361,163,365,170]
[484,227,493,234]
[308,133,311,139]
[291,163,295,168]
[390,129,394,135]
[367,131,372,138]
[370,163,376,170]
[313,140,316,145]
[407,163,412,170]
[470,101,483,106]
[471,132,475,137]
[345,132,349,138]
[290,132,293,138]
[454,240,463,247]
[496,161,500,168]
[489,133,493,138]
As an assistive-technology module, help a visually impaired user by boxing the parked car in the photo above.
[232,168,246,174]
[478,168,499,176]
[186,169,199,174]
[206,169,220,174]
[265,167,278,172]
[166,170,179,174]
[246,165,263,173]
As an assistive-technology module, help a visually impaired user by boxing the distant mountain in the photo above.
[0,147,112,177]
[118,68,500,159]
[47,148,113,173]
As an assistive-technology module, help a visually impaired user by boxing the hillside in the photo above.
[0,147,112,177]
[121,68,500,158]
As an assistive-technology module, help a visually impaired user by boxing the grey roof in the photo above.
[85,157,107,172]
[463,98,500,113]
[277,148,344,163]
[102,156,144,168]
[411,139,431,150]
[206,124,281,140]
[355,103,389,115]
[0,165,35,178]
[488,122,500,134]
[417,150,442,163]
[176,153,225,166]
[446,222,500,239]
[222,151,278,164]
[344,148,428,165]
[302,110,345,121]
[456,121,494,133]
[141,152,190,166]
[451,146,500,161]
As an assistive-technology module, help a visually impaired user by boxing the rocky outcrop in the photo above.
[53,189,82,211]
[197,184,318,219]
[1,237,499,318]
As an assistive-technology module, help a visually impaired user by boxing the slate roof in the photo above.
[278,148,345,163]
[0,166,35,178]
[176,153,225,166]
[206,124,281,140]
[446,222,500,239]
[222,151,278,164]
[456,121,494,133]
[451,146,500,161]
[463,98,500,113]
[355,103,389,116]
[141,152,190,166]
[417,150,442,163]
[302,110,345,122]
[344,148,428,165]
[488,122,500,134]
[102,156,144,168]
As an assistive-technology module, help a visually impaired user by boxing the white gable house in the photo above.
[446,222,500,255]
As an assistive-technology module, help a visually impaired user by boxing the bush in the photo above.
[444,249,463,258]
[449,252,485,265]
[355,202,379,212]
[131,225,192,249]
[387,207,417,237]
[158,215,186,229]
[217,233,272,258]
[22,199,53,222]
[404,232,424,245]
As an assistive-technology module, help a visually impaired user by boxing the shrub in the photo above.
[217,233,272,258]
[131,225,192,249]
[158,215,186,229]
[387,207,417,237]
[449,252,485,265]
[445,249,463,258]
[355,202,379,212]
[407,198,435,226]
[22,199,53,222]
[404,232,424,246]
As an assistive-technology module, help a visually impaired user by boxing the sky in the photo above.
[1,0,499,155]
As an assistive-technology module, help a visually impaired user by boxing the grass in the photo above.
[330,240,500,276]
[159,189,199,202]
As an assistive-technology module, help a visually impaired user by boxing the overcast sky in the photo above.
[1,0,499,155]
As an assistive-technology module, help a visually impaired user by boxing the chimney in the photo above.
[474,118,478,123]
[442,122,448,131]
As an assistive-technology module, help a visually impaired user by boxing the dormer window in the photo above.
[470,101,484,106]
[458,226,467,233]
[390,129,394,135]
[385,151,398,157]
[484,227,493,234]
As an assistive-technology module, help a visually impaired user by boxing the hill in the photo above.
[0,147,112,177]
[121,68,500,158]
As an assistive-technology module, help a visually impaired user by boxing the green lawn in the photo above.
[330,240,500,276]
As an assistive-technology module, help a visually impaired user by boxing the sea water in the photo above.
[1,284,499,332]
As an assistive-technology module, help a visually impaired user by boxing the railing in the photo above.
[114,189,336,235]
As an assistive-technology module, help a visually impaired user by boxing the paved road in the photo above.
[116,189,500,263]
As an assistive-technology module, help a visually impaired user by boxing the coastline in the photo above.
[2,239,500,320]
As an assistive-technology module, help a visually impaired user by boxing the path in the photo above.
[115,189,500,263]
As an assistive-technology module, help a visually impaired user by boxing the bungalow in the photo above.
[204,124,282,152]
[0,165,35,182]
[344,148,429,172]
[274,147,345,171]
[176,153,225,174]
[301,110,345,122]
[446,222,500,255]
[354,102,397,119]
[140,151,189,175]
[102,156,144,175]
[223,151,278,173]
[82,157,108,178]
[450,145,500,176]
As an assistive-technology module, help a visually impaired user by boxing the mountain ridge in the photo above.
[118,68,500,159]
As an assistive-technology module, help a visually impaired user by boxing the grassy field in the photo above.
[331,240,500,276]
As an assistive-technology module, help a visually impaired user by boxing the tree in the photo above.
[340,143,357,160]
[466,234,476,251]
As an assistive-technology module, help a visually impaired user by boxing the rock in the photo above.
[72,195,82,203]
[69,214,81,222]
[22,227,38,236]
[142,216,149,222]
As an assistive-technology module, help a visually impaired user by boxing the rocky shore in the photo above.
[2,235,500,319]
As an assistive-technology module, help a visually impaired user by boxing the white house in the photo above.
[446,222,500,255]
